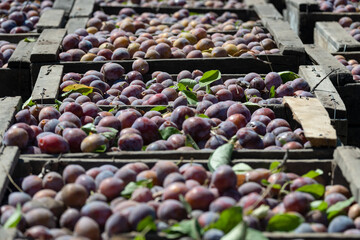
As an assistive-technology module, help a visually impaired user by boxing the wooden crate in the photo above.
[285,0,360,44]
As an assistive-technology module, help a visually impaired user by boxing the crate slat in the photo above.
[53,0,75,16]
[70,0,95,18]
[0,97,22,143]
[254,3,283,19]
[36,9,66,32]
[65,17,89,34]
[8,40,36,69]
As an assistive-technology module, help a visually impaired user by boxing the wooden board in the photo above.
[65,17,89,34]
[244,0,267,7]
[31,65,64,104]
[8,40,36,68]
[314,22,360,53]
[254,3,283,20]
[30,29,67,62]
[0,147,19,207]
[0,33,39,44]
[70,0,95,18]
[304,44,353,86]
[53,0,75,16]
[334,146,360,203]
[286,0,318,12]
[0,97,22,143]
[283,96,337,147]
[36,9,65,32]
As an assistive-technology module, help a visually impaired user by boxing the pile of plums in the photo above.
[59,61,313,106]
[2,161,360,240]
[0,0,53,34]
[334,55,360,81]
[96,0,246,9]
[0,40,17,68]
[59,9,279,61]
[318,0,358,12]
[339,17,360,42]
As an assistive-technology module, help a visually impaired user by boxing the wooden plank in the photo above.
[285,0,319,12]
[30,29,67,62]
[65,17,89,34]
[254,3,283,20]
[0,33,39,44]
[334,146,360,203]
[262,18,305,61]
[8,40,36,68]
[53,0,75,16]
[70,0,95,18]
[283,96,337,147]
[0,97,22,143]
[36,9,65,32]
[0,147,19,205]
[243,0,267,7]
[31,65,63,104]
[314,22,360,52]
[298,65,346,118]
[304,44,353,86]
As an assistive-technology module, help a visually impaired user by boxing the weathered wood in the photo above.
[0,147,19,206]
[298,65,346,119]
[0,97,22,142]
[304,44,353,86]
[70,0,95,18]
[30,29,67,62]
[32,65,64,104]
[8,40,36,68]
[65,17,89,34]
[36,9,65,32]
[283,96,337,147]
[254,3,283,20]
[243,0,267,8]
[53,0,75,16]
[285,0,318,12]
[0,33,39,44]
[334,146,360,203]
[314,22,360,52]
[262,18,305,61]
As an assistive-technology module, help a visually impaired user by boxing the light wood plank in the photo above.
[0,97,22,143]
[36,9,65,32]
[70,0,95,18]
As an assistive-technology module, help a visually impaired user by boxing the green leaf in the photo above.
[245,228,269,240]
[121,179,153,199]
[267,213,304,232]
[150,106,168,112]
[311,200,328,211]
[296,184,325,199]
[252,205,270,219]
[208,143,234,172]
[278,71,300,83]
[63,84,94,96]
[205,207,243,234]
[199,70,221,87]
[269,161,281,172]
[302,169,323,179]
[81,123,97,135]
[4,204,22,228]
[261,179,281,189]
[185,134,199,150]
[137,215,157,232]
[99,127,118,140]
[221,221,246,240]
[181,90,198,105]
[94,144,106,153]
[53,99,62,111]
[24,37,36,42]
[163,218,201,239]
[179,194,192,214]
[327,196,354,220]
[61,89,75,98]
[243,102,261,108]
[134,235,146,240]
[196,114,209,119]
[159,127,182,140]
[178,78,197,90]
[269,86,276,98]
[22,97,36,109]
[177,83,187,91]
[232,163,253,174]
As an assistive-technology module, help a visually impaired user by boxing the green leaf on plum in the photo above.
[179,194,192,215]
[278,71,300,83]
[269,86,276,98]
[208,143,234,172]
[243,102,261,108]
[150,106,168,112]
[232,163,252,174]
[266,213,303,232]
[53,99,62,111]
[159,127,182,140]
[24,37,36,42]
[4,204,21,229]
[181,90,198,105]
[311,200,328,212]
[326,196,355,220]
[178,79,197,90]
[63,84,94,96]
[99,127,118,140]
[261,179,281,189]
[163,218,202,239]
[223,221,269,240]
[94,144,106,153]
[61,89,75,98]
[296,184,325,199]
[198,70,221,87]
[205,207,243,234]
[22,97,36,109]
[177,83,187,91]
[185,134,200,150]
[269,161,281,172]
[81,123,97,135]
[302,169,323,179]
[137,216,157,232]
[195,114,209,119]
[121,179,153,199]
[251,205,270,219]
